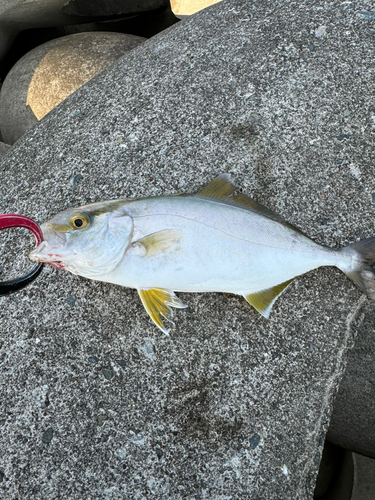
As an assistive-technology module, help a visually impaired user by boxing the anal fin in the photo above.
[138,288,187,334]
[243,279,293,319]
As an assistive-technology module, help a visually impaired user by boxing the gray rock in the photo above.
[0,0,78,61]
[61,0,169,17]
[0,0,167,61]
[0,0,374,498]
[314,441,353,499]
[0,32,146,145]
[0,141,10,159]
[328,301,375,458]
[351,453,375,500]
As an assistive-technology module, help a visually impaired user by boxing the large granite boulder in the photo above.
[0,32,146,145]
[0,1,374,498]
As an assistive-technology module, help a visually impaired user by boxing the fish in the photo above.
[29,175,375,333]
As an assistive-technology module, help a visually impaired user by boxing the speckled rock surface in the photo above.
[0,0,374,498]
[0,32,146,145]
[328,301,375,459]
[0,141,10,159]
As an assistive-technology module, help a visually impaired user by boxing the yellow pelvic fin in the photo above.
[244,279,293,319]
[197,173,235,199]
[136,229,181,256]
[138,288,187,334]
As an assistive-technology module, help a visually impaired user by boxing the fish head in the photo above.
[29,202,133,278]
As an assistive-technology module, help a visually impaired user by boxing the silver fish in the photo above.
[30,175,375,333]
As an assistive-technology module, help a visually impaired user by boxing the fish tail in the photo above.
[341,237,375,299]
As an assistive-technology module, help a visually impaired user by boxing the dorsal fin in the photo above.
[230,194,306,235]
[244,279,293,319]
[197,175,306,236]
[197,174,235,199]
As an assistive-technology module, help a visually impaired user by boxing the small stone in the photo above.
[308,44,314,51]
[32,385,49,409]
[337,134,349,141]
[115,447,127,459]
[98,415,107,424]
[343,109,350,117]
[42,428,54,444]
[102,367,115,380]
[372,193,375,204]
[66,294,76,307]
[115,359,126,368]
[70,174,83,186]
[88,356,98,364]
[315,25,327,37]
[156,448,163,459]
[0,470,4,482]
[140,339,155,361]
[249,433,261,449]
[129,432,145,446]
[249,112,262,123]
[358,11,375,20]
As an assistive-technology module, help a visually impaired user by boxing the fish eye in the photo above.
[70,213,90,229]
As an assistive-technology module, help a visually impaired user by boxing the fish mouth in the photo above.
[29,225,68,270]
[29,240,67,270]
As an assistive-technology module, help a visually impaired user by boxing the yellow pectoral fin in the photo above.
[136,229,181,257]
[244,279,294,319]
[138,288,187,334]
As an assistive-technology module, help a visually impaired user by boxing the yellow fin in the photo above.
[230,194,306,236]
[197,174,235,199]
[197,175,306,236]
[138,288,187,334]
[136,229,181,256]
[244,279,293,319]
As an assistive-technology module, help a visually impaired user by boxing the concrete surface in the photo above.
[0,32,146,144]
[0,0,374,498]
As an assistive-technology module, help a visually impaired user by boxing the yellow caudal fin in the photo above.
[138,288,187,334]
[244,279,293,319]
